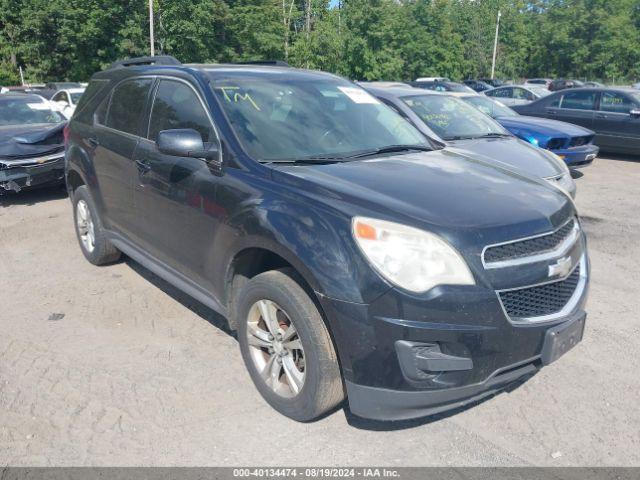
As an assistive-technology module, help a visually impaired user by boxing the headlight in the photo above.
[352,217,475,293]
[546,172,575,197]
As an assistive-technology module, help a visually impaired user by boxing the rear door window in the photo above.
[147,80,214,143]
[599,92,633,114]
[488,88,511,98]
[560,91,596,111]
[105,78,153,136]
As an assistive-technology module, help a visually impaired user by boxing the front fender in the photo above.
[211,181,390,306]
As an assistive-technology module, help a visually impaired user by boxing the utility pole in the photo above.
[19,66,25,86]
[491,10,501,79]
[149,0,155,57]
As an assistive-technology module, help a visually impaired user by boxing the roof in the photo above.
[0,93,45,102]
[363,85,440,98]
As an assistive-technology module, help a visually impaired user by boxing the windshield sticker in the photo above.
[337,87,380,104]
[215,86,261,111]
[27,103,50,111]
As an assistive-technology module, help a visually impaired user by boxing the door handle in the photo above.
[87,137,99,147]
[135,159,151,174]
[595,113,607,119]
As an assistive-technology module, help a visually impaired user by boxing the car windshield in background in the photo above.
[529,86,552,97]
[0,97,66,126]
[448,83,476,93]
[209,74,427,162]
[401,94,506,140]
[462,95,518,118]
[70,92,84,103]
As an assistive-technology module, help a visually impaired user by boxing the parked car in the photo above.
[549,79,584,92]
[0,93,67,193]
[478,78,505,88]
[525,78,553,89]
[45,82,83,91]
[7,86,56,99]
[462,95,598,168]
[583,81,604,88]
[66,56,589,422]
[463,80,493,92]
[484,85,552,106]
[415,76,449,82]
[411,80,476,94]
[363,84,576,196]
[0,86,8,94]
[51,87,86,118]
[512,87,640,154]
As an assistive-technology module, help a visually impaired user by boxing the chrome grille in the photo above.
[499,263,581,319]
[484,219,576,265]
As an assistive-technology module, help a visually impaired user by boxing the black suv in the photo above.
[65,56,589,421]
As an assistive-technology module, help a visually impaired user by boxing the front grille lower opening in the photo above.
[499,263,581,319]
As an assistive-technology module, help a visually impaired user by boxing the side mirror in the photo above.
[156,128,222,173]
[630,109,640,118]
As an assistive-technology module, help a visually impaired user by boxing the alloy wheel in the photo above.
[246,299,306,398]
[76,199,95,253]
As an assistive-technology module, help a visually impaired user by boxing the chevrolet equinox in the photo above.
[64,56,589,421]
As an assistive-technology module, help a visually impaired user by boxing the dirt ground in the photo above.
[1,155,639,467]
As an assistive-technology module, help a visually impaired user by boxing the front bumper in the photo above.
[319,251,589,421]
[551,144,599,168]
[0,155,65,193]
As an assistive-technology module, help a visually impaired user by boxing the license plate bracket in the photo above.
[541,314,586,365]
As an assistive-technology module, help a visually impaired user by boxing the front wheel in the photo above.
[236,269,344,421]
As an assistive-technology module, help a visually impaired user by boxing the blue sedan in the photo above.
[462,94,598,168]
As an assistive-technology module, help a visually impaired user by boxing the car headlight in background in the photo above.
[352,217,475,293]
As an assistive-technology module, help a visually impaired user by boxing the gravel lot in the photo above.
[1,155,639,467]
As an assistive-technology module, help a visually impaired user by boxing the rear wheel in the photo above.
[73,186,121,265]
[236,269,344,421]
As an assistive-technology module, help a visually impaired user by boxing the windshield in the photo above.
[462,96,518,119]
[528,86,551,97]
[209,73,427,161]
[401,94,507,140]
[0,97,65,126]
[70,92,84,103]
[449,83,476,93]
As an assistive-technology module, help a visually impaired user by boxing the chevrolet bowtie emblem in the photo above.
[548,256,573,278]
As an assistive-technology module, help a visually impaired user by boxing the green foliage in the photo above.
[1,0,639,85]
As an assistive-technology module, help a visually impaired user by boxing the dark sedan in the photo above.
[512,87,640,154]
[463,80,493,92]
[549,79,584,92]
[0,94,67,194]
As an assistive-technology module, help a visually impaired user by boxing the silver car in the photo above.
[484,85,551,106]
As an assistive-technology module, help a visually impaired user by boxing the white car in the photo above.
[415,76,450,82]
[483,85,551,106]
[50,87,85,118]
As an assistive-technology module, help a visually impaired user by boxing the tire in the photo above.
[236,269,344,421]
[72,185,121,265]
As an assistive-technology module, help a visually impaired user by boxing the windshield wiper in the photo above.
[261,156,347,165]
[347,144,432,159]
[474,132,512,139]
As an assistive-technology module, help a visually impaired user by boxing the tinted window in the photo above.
[94,94,110,125]
[599,92,633,114]
[74,80,108,118]
[560,91,596,110]
[487,88,511,98]
[106,79,153,135]
[148,80,214,142]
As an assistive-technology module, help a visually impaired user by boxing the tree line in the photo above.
[1,0,639,85]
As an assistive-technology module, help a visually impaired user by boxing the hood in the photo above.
[0,123,66,159]
[496,115,594,137]
[273,149,574,251]
[446,136,565,178]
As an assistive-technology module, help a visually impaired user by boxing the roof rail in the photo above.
[109,56,182,69]
[231,60,290,67]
